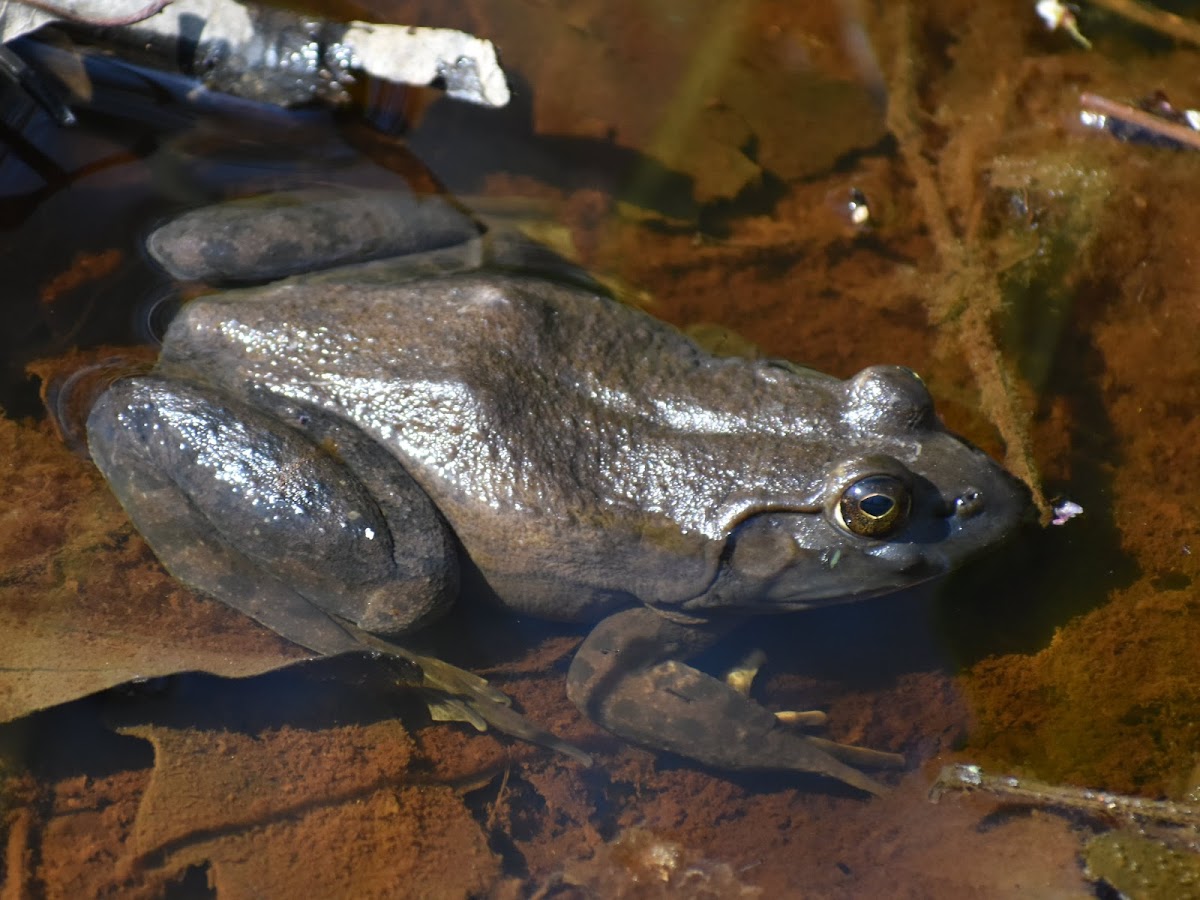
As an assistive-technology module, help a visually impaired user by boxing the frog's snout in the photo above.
[941,464,1034,550]
[950,487,986,519]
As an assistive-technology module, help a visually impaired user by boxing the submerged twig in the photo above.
[1080,92,1200,151]
[932,763,1200,831]
[1086,0,1200,47]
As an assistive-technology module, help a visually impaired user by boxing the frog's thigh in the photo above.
[566,607,892,795]
[86,376,456,655]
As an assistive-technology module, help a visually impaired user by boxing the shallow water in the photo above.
[3,2,1200,897]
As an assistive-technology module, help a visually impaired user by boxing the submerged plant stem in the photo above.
[932,764,1200,830]
[1087,0,1200,47]
[884,4,1050,520]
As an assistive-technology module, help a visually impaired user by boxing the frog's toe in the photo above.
[804,735,907,770]
[347,625,513,706]
[774,709,829,728]
[350,626,592,766]
[723,649,766,697]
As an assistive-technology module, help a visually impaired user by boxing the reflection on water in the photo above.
[0,40,371,415]
[2,2,1200,896]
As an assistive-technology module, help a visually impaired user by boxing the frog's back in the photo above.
[160,271,842,613]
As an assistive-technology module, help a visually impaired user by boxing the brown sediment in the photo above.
[37,250,124,307]
[961,144,1200,795]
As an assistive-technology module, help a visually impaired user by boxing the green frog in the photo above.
[87,187,1030,794]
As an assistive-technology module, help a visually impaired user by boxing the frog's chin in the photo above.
[682,539,948,615]
[759,511,1030,613]
[763,555,947,612]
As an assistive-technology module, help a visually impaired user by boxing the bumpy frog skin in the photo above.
[87,188,1030,794]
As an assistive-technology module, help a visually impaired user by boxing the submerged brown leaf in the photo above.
[119,721,499,896]
[399,0,886,206]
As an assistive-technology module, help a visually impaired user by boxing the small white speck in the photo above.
[1051,499,1083,526]
[364,527,375,540]
[1036,0,1091,47]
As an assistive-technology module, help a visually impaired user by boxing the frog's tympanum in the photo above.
[87,188,1030,794]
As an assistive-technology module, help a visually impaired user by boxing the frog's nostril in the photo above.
[953,488,984,519]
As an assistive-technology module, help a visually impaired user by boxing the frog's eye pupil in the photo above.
[859,494,894,517]
[837,475,910,538]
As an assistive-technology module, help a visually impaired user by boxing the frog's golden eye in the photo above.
[836,475,910,538]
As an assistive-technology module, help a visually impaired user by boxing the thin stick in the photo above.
[485,765,511,831]
[884,6,961,265]
[932,763,1200,830]
[1081,92,1200,151]
[1,806,34,900]
[1087,0,1200,47]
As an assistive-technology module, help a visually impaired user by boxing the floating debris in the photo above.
[935,764,1200,899]
[1084,829,1200,900]
[553,827,763,898]
[1035,0,1200,49]
[1051,498,1084,526]
[839,187,874,231]
[1035,0,1092,48]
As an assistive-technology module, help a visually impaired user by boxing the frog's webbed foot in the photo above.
[724,650,885,741]
[568,607,904,796]
[346,625,592,766]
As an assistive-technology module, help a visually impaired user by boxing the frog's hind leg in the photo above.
[85,378,596,764]
[566,607,904,795]
[146,186,483,283]
[85,375,457,657]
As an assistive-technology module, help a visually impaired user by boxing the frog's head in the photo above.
[693,365,1033,613]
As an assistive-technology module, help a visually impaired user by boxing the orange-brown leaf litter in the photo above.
[3,0,1200,896]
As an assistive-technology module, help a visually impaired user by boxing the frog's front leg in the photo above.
[566,607,903,795]
[86,375,458,656]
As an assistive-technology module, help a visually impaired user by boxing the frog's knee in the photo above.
[565,611,635,715]
[565,653,596,711]
[86,376,163,465]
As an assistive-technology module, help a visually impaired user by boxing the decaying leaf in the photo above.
[405,0,886,206]
[105,721,497,896]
